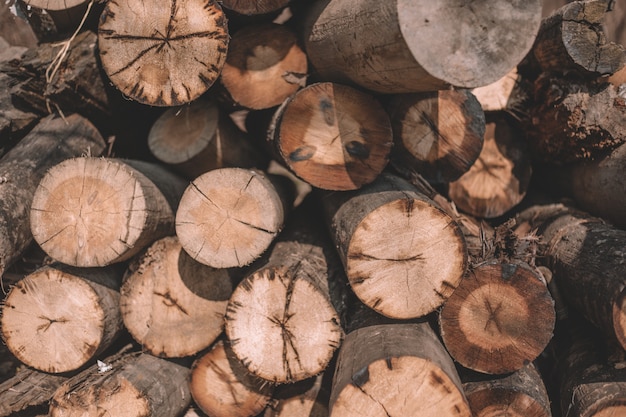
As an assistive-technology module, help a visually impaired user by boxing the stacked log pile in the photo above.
[0,0,625,416]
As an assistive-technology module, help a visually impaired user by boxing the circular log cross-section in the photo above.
[439,262,555,374]
[272,82,393,191]
[219,23,308,110]
[98,0,229,106]
[176,167,291,268]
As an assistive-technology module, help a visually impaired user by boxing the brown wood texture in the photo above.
[0,367,67,417]
[219,0,289,16]
[385,89,485,184]
[23,0,88,11]
[268,82,393,191]
[120,236,236,358]
[30,157,187,267]
[1,263,123,373]
[0,113,105,278]
[97,0,229,106]
[302,0,542,93]
[264,372,330,417]
[321,173,468,319]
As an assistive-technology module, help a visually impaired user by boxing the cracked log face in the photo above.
[0,265,121,373]
[97,0,229,106]
[439,262,555,374]
[175,167,288,268]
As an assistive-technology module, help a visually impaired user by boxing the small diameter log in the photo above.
[302,0,542,93]
[462,363,552,417]
[190,339,274,417]
[0,113,105,277]
[321,173,468,319]
[50,352,191,417]
[218,23,307,110]
[30,157,187,267]
[97,0,229,106]
[448,113,532,219]
[0,263,123,373]
[0,367,67,417]
[532,0,625,77]
[120,236,236,358]
[147,98,268,180]
[330,322,471,417]
[268,82,393,191]
[385,89,485,184]
[176,167,293,269]
[264,373,330,417]
[224,199,344,383]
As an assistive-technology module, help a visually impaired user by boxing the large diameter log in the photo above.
[302,0,542,93]
[532,0,625,77]
[120,236,236,358]
[385,89,485,184]
[190,339,274,417]
[330,322,471,417]
[268,82,393,191]
[49,352,191,417]
[30,157,187,267]
[462,363,552,417]
[176,167,293,268]
[321,173,468,319]
[0,263,123,373]
[224,199,344,383]
[147,98,269,180]
[218,23,307,110]
[0,113,105,277]
[0,367,67,417]
[440,261,555,374]
[97,0,229,106]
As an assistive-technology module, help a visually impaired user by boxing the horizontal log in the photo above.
[264,372,330,417]
[0,366,67,417]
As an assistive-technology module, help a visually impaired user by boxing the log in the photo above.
[49,352,191,417]
[176,167,293,268]
[301,0,542,93]
[471,67,529,114]
[97,0,229,106]
[267,81,393,191]
[448,113,532,219]
[219,0,289,17]
[321,172,468,319]
[461,363,552,417]
[224,198,344,383]
[330,322,471,417]
[0,263,124,373]
[147,98,269,180]
[0,113,105,278]
[0,367,67,417]
[23,0,88,11]
[385,89,485,184]
[263,372,330,417]
[532,0,625,78]
[189,339,274,417]
[30,157,188,267]
[439,261,555,374]
[120,236,237,358]
[0,1,37,48]
[217,22,308,110]
[0,72,39,156]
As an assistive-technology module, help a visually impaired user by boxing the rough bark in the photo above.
[0,113,105,278]
[264,372,330,417]
[321,172,468,319]
[97,0,229,106]
[30,157,187,267]
[176,167,293,268]
[219,0,289,16]
[0,367,67,417]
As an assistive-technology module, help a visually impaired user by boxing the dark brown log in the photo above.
[264,372,330,417]
[120,236,236,358]
[49,352,191,417]
[448,113,533,219]
[0,367,67,417]
[30,157,187,267]
[176,167,294,268]
[321,172,468,319]
[267,81,393,191]
[330,322,471,417]
[147,98,269,180]
[1,263,124,373]
[385,89,485,184]
[218,23,307,110]
[0,72,39,157]
[97,0,229,106]
[301,0,542,93]
[0,2,37,47]
[224,198,344,383]
[532,0,625,77]
[0,113,105,278]
[190,339,274,417]
[219,0,289,16]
